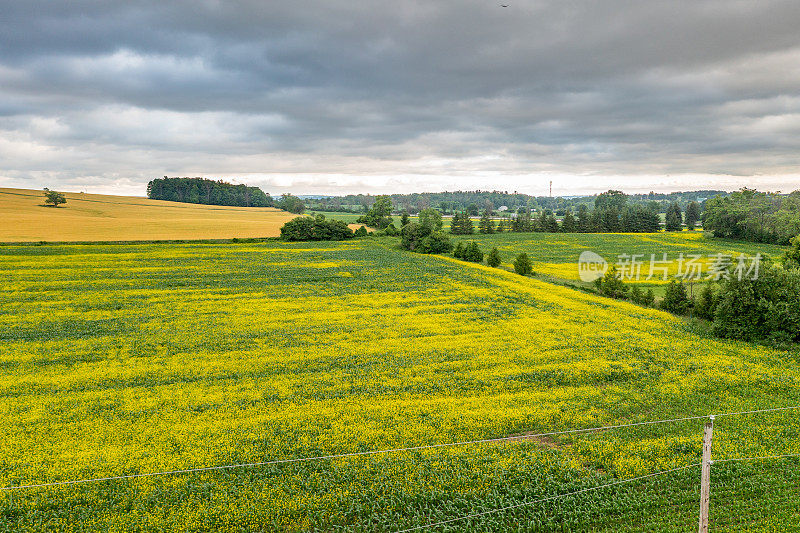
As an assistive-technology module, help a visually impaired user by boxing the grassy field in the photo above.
[451,231,787,296]
[1,236,799,531]
[1,188,296,242]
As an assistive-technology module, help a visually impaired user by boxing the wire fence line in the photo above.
[0,404,797,492]
[713,452,800,464]
[395,452,800,532]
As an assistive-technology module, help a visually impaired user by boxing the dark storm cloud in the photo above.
[1,0,800,194]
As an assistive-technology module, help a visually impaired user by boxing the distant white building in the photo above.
[498,206,508,212]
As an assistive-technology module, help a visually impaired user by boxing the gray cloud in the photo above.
[1,0,800,195]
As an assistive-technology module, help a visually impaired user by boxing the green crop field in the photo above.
[1,236,798,531]
[308,210,365,224]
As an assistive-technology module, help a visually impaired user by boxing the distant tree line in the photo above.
[446,191,702,235]
[703,188,800,244]
[303,189,726,215]
[147,177,273,207]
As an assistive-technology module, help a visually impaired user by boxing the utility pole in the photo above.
[549,180,553,198]
[698,416,715,533]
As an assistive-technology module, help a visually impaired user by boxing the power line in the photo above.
[1,405,797,492]
[394,463,701,532]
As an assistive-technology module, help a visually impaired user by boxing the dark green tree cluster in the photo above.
[588,193,661,232]
[400,212,452,254]
[357,195,393,229]
[276,194,305,214]
[620,205,661,232]
[417,208,443,232]
[279,214,353,241]
[703,188,800,244]
[496,194,661,234]
[784,235,800,270]
[450,212,474,234]
[588,255,800,344]
[147,177,273,207]
[454,242,483,262]
[712,264,800,343]
[693,284,718,320]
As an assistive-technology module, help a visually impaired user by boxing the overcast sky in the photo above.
[2,1,800,197]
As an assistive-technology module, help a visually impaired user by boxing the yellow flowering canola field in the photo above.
[0,188,296,242]
[1,238,799,531]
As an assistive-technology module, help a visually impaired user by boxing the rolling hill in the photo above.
[0,188,297,242]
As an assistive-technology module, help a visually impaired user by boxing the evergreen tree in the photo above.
[545,211,559,232]
[513,253,533,276]
[577,205,591,232]
[401,210,410,227]
[665,202,683,231]
[685,201,701,230]
[661,279,691,314]
[450,211,474,234]
[462,242,484,262]
[496,219,506,233]
[487,247,501,267]
[630,285,644,304]
[479,210,495,234]
[561,211,577,232]
[589,209,604,232]
[453,242,464,259]
[537,210,548,232]
[600,207,622,232]
[594,266,628,299]
[694,283,718,320]
[643,288,656,307]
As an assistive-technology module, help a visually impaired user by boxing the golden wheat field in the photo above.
[0,188,296,242]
